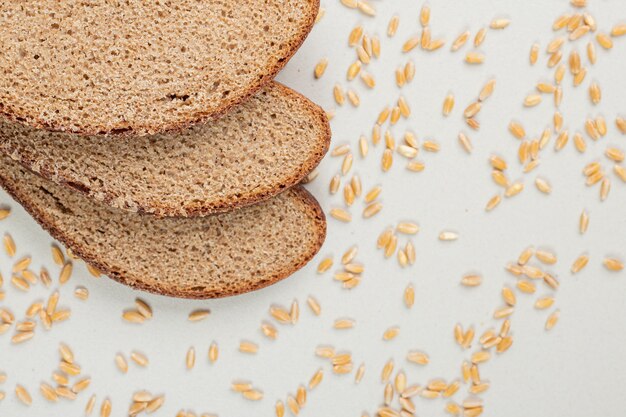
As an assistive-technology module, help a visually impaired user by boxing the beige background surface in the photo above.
[1,1,625,416]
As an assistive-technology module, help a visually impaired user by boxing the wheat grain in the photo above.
[382,327,400,341]
[571,254,589,273]
[485,195,501,211]
[452,31,470,51]
[439,231,458,241]
[505,182,524,197]
[494,306,514,319]
[314,58,328,79]
[363,202,382,218]
[611,24,626,37]
[464,102,481,118]
[529,43,539,64]
[15,384,32,405]
[474,28,487,47]
[604,258,624,271]
[535,178,552,194]
[330,208,352,223]
[243,389,263,401]
[0,207,11,220]
[524,94,542,107]
[600,178,610,201]
[465,52,485,64]
[461,274,482,287]
[404,284,415,308]
[115,353,128,373]
[130,351,148,367]
[381,359,394,383]
[443,94,455,116]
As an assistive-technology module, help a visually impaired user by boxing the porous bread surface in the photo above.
[0,158,326,298]
[0,0,319,135]
[0,83,330,217]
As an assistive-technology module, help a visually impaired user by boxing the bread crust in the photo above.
[0,171,326,298]
[0,0,320,137]
[1,82,331,217]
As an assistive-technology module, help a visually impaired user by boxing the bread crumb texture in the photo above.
[0,83,330,216]
[0,158,327,298]
[0,0,318,135]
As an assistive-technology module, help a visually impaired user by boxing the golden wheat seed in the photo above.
[535,178,552,194]
[577,210,590,235]
[474,28,486,47]
[356,0,375,16]
[40,382,58,402]
[439,231,458,241]
[381,326,400,342]
[314,58,328,79]
[442,94,455,116]
[0,207,11,220]
[524,94,542,107]
[363,202,382,219]
[242,389,264,401]
[397,63,412,86]
[571,254,590,273]
[115,353,128,373]
[614,165,626,182]
[600,178,610,201]
[348,25,363,46]
[535,297,555,310]
[330,208,352,223]
[402,36,420,53]
[396,222,419,235]
[421,26,431,49]
[595,33,613,51]
[604,258,624,271]
[381,149,393,172]
[494,306,515,319]
[358,71,374,89]
[461,274,482,287]
[544,310,560,331]
[611,23,626,37]
[505,182,524,197]
[465,52,485,64]
[605,147,624,163]
[485,195,501,212]
[188,309,211,322]
[529,43,539,64]
[509,121,525,139]
[15,384,32,406]
[589,82,601,105]
[347,90,360,107]
[239,341,258,354]
[130,351,149,367]
[3,234,15,258]
[464,102,481,119]
[451,31,470,51]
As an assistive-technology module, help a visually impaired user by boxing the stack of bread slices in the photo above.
[0,0,329,298]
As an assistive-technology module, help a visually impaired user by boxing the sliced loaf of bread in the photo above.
[0,82,330,217]
[0,0,319,135]
[0,158,326,298]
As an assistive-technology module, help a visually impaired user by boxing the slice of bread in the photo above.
[0,0,319,136]
[0,158,326,298]
[0,82,330,217]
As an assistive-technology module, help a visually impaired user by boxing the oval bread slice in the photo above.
[0,82,330,217]
[0,158,326,298]
[0,0,319,135]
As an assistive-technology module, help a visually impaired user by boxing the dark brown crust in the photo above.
[0,173,327,298]
[0,0,320,137]
[2,82,331,218]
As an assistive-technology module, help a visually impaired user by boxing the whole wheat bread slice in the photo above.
[0,0,319,136]
[0,158,326,298]
[0,82,330,217]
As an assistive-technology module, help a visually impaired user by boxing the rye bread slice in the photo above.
[0,82,330,217]
[0,158,326,298]
[0,0,319,136]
